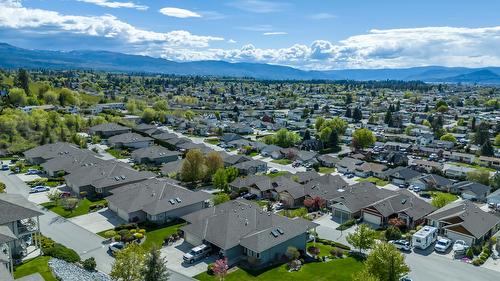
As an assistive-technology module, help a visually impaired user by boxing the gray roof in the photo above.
[160,159,184,175]
[331,183,393,213]
[415,174,455,187]
[182,199,317,252]
[304,174,349,199]
[89,123,130,133]
[452,181,491,197]
[336,157,363,170]
[41,149,106,174]
[131,146,180,160]
[232,159,267,170]
[152,132,178,141]
[108,133,153,145]
[0,225,16,244]
[367,190,435,220]
[64,160,154,189]
[286,171,321,184]
[23,142,80,162]
[426,200,500,239]
[134,123,156,132]
[388,166,421,180]
[106,178,212,216]
[0,194,43,225]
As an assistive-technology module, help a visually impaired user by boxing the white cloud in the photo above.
[262,31,287,36]
[308,13,336,20]
[159,7,201,18]
[228,0,289,13]
[0,1,222,48]
[228,39,237,44]
[78,0,148,10]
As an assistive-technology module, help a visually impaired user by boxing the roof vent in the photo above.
[277,228,284,235]
[169,199,175,205]
[175,197,182,203]
[271,230,279,237]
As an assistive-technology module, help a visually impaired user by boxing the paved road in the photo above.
[0,170,195,281]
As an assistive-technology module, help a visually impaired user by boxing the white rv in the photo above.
[412,226,438,250]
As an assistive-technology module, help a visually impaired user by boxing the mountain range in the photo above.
[1,43,500,84]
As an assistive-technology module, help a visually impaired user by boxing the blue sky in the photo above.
[0,0,499,69]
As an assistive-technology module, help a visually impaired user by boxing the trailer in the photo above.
[412,226,438,250]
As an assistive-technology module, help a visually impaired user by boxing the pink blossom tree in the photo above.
[213,258,229,281]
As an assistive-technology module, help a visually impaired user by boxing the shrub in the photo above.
[44,243,80,263]
[121,234,135,243]
[114,223,138,231]
[130,229,137,234]
[113,235,121,241]
[385,226,402,241]
[103,230,117,239]
[472,245,482,256]
[466,247,474,259]
[134,233,144,239]
[118,229,130,237]
[138,229,146,234]
[82,257,96,271]
[472,259,482,266]
[336,219,355,230]
[207,263,215,275]
[330,248,344,258]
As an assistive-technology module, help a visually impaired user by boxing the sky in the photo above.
[0,0,499,70]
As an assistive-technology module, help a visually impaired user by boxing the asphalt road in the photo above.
[0,170,194,281]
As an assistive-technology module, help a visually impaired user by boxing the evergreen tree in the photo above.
[345,107,352,118]
[15,69,30,96]
[353,107,363,122]
[329,130,339,149]
[384,110,393,126]
[142,246,170,281]
[303,129,311,141]
[481,140,494,157]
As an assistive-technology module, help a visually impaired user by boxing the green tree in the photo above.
[43,90,59,105]
[495,133,500,146]
[181,149,205,182]
[315,117,325,131]
[352,107,363,122]
[142,246,170,281]
[352,269,381,281]
[110,243,146,281]
[213,193,230,205]
[153,100,169,111]
[481,140,494,156]
[204,151,224,181]
[364,243,410,281]
[475,122,490,145]
[352,128,376,149]
[0,182,6,193]
[212,168,229,192]
[319,127,332,144]
[432,193,454,208]
[384,110,393,126]
[58,88,79,106]
[440,133,457,143]
[8,88,27,106]
[225,167,239,183]
[467,170,490,186]
[346,224,377,253]
[142,108,157,123]
[14,69,30,96]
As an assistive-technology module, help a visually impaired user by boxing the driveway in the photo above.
[69,208,126,233]
[313,213,356,247]
[160,239,217,277]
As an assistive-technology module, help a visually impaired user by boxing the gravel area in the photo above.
[49,258,112,281]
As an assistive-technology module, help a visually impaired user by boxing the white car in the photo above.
[269,168,279,174]
[30,186,49,193]
[452,240,469,254]
[389,240,411,251]
[183,244,212,264]
[434,238,452,252]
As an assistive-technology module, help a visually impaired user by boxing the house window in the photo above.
[256,252,260,258]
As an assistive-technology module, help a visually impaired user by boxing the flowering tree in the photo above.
[304,196,326,211]
[213,258,228,281]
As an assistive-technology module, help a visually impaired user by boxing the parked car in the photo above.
[452,240,469,256]
[242,193,257,200]
[26,169,39,175]
[1,164,8,170]
[108,242,125,255]
[183,244,212,264]
[59,191,71,198]
[389,240,411,251]
[346,173,354,178]
[269,168,279,174]
[434,238,452,252]
[274,202,284,210]
[29,186,49,193]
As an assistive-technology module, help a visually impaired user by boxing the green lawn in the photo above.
[41,198,107,218]
[248,152,259,157]
[271,159,293,165]
[266,171,290,178]
[318,167,336,174]
[204,138,220,145]
[195,257,363,281]
[141,222,186,249]
[355,177,388,187]
[105,148,129,159]
[14,256,57,281]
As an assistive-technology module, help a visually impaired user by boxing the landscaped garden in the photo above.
[141,221,186,249]
[14,256,57,281]
[318,166,336,174]
[105,148,130,159]
[41,197,107,218]
[355,177,388,186]
[271,159,293,165]
[266,171,290,178]
[204,138,220,145]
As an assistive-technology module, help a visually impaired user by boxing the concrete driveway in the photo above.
[160,239,217,277]
[69,208,126,233]
[313,213,356,246]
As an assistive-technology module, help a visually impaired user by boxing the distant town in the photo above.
[0,69,499,281]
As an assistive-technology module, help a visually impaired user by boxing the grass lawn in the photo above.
[355,177,388,187]
[451,162,496,173]
[41,198,107,218]
[105,148,128,159]
[248,152,259,157]
[266,171,290,178]
[141,222,186,249]
[204,138,220,145]
[271,159,292,165]
[14,256,57,281]
[318,167,336,174]
[256,200,269,208]
[195,257,363,281]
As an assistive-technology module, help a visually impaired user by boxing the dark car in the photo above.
[243,193,257,200]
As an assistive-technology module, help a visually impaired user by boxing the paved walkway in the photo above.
[313,213,356,246]
[160,239,217,277]
[69,208,126,233]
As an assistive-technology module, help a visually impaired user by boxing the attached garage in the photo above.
[184,231,203,246]
[363,212,382,226]
[445,230,475,246]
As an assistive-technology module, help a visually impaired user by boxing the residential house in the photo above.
[411,159,443,173]
[181,199,317,266]
[443,165,474,179]
[233,160,268,176]
[286,171,321,184]
[304,174,349,207]
[261,145,283,159]
[316,155,339,168]
[388,167,422,186]
[131,146,181,165]
[442,151,475,164]
[335,157,364,174]
[160,159,184,176]
[426,200,500,245]
[0,194,43,276]
[107,133,153,149]
[478,156,500,169]
[487,189,500,205]
[410,174,456,191]
[40,149,106,177]
[107,178,211,223]
[64,160,154,197]
[23,142,81,165]
[354,162,388,179]
[451,181,491,202]
[89,123,131,138]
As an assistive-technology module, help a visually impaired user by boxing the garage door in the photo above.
[445,230,474,246]
[363,213,382,226]
[184,231,203,246]
[333,209,350,221]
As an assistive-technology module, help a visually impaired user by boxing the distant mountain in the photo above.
[1,42,499,84]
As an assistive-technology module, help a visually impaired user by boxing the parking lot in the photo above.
[160,239,217,277]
